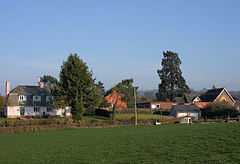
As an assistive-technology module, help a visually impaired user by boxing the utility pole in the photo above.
[134,86,138,126]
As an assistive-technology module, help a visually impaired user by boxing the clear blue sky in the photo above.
[0,0,240,94]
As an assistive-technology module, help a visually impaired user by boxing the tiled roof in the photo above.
[194,102,210,109]
[7,85,51,106]
[10,85,51,95]
[172,104,200,113]
[105,90,127,110]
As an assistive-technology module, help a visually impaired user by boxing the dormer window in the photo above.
[33,96,41,102]
[19,95,26,102]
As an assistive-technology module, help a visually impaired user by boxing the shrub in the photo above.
[0,118,73,128]
[117,108,152,114]
[95,109,111,117]
[202,103,239,119]
[153,110,170,116]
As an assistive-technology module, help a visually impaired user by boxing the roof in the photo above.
[233,96,240,101]
[105,90,127,110]
[153,101,175,111]
[194,102,210,109]
[199,88,224,102]
[10,85,51,96]
[172,104,200,113]
[136,101,151,104]
[7,85,52,107]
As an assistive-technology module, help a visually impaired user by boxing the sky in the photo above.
[0,0,240,94]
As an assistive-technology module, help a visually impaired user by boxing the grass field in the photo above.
[0,123,239,164]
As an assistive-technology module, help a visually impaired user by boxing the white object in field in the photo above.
[155,121,161,125]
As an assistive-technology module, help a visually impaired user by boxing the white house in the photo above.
[4,81,71,118]
[170,104,201,124]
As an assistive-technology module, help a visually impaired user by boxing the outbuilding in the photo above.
[170,104,201,124]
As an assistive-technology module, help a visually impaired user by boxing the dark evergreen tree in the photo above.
[40,75,59,94]
[96,81,105,97]
[40,75,68,108]
[96,81,108,107]
[59,53,101,118]
[156,51,190,101]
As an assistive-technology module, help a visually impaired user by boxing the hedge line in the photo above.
[0,118,73,128]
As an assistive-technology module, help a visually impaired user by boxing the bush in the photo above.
[95,109,111,117]
[117,108,152,114]
[153,110,170,116]
[202,103,239,119]
[72,100,84,121]
[0,118,73,128]
[78,117,111,127]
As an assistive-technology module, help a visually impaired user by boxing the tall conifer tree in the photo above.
[59,54,101,118]
[156,51,190,101]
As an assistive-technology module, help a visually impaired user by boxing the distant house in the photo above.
[193,88,236,109]
[192,96,201,103]
[4,81,71,118]
[170,104,201,124]
[137,101,176,111]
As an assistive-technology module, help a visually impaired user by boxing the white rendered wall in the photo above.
[6,106,20,118]
[177,112,199,119]
[24,107,35,116]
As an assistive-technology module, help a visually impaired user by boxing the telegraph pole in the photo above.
[134,86,138,126]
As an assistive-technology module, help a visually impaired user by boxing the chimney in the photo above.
[5,80,10,96]
[38,78,45,88]
[39,82,45,88]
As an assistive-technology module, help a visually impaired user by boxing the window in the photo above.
[34,107,40,112]
[46,96,53,102]
[47,107,52,112]
[33,96,41,102]
[20,107,25,116]
[19,95,26,102]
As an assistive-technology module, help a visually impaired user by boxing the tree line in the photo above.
[1,51,238,120]
[40,54,136,120]
[1,51,189,118]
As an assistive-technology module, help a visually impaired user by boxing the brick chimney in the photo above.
[5,80,10,96]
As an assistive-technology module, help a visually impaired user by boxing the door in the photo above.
[20,107,25,116]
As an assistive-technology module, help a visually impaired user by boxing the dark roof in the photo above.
[199,88,224,102]
[7,85,52,106]
[174,95,192,104]
[172,104,200,113]
[233,96,240,101]
[10,85,51,96]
